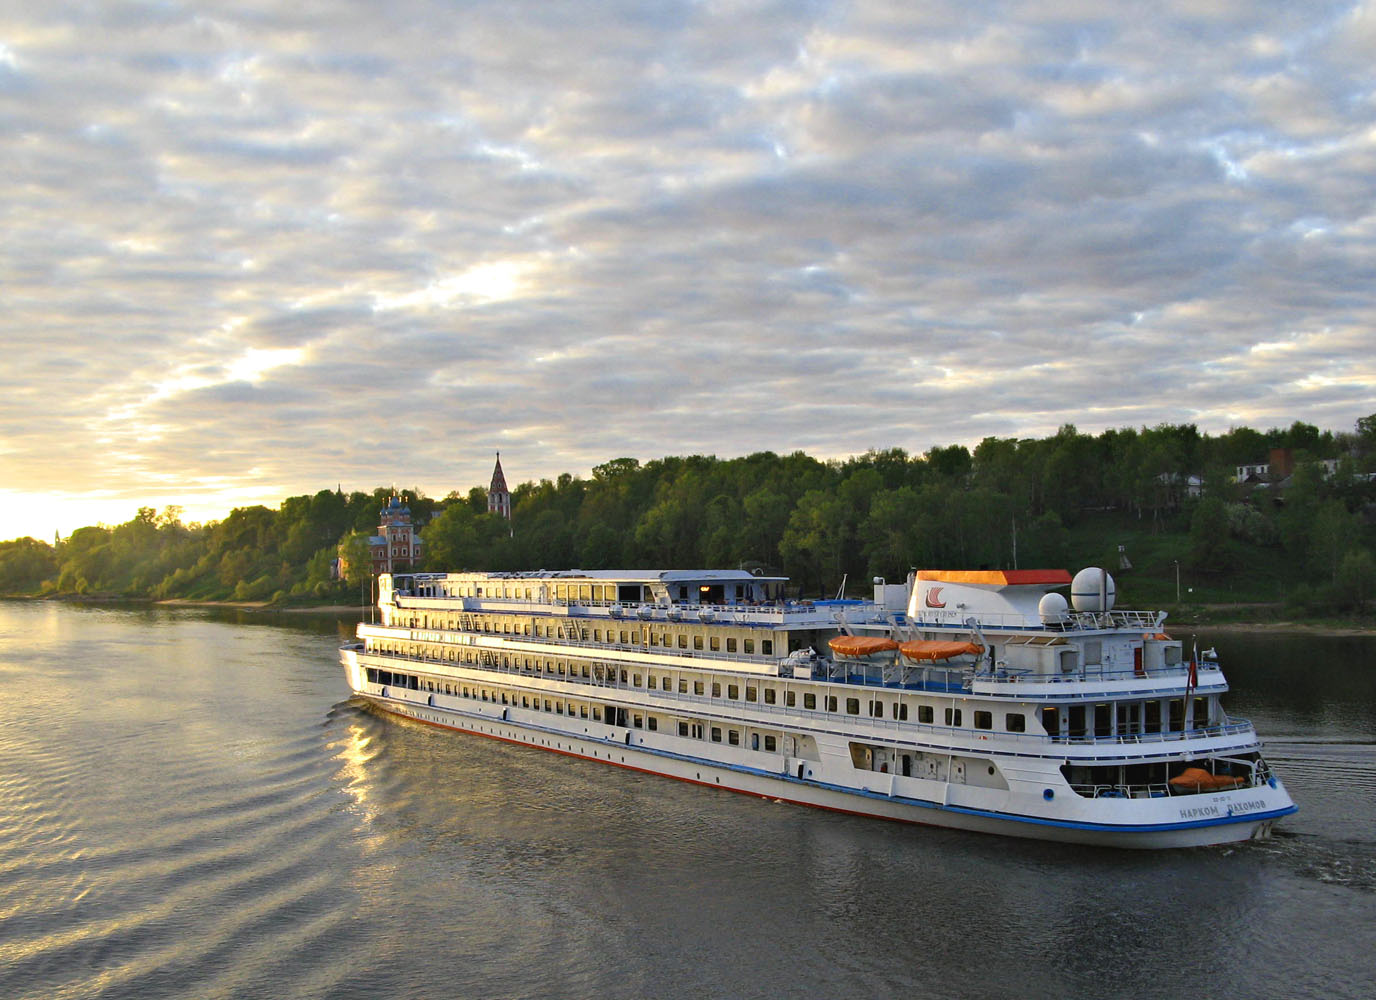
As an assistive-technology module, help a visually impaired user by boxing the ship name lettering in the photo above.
[1178,805,1221,819]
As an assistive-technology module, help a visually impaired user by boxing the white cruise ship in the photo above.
[338,566,1296,848]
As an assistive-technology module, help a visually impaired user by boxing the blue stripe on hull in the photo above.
[801,773,1297,834]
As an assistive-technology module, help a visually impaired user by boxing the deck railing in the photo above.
[1051,719,1252,746]
[391,593,875,625]
[1072,756,1270,799]
[1072,782,1173,799]
[348,642,1259,751]
[974,661,1223,686]
[359,617,1226,704]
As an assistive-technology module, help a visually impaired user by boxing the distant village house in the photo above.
[1236,448,1340,486]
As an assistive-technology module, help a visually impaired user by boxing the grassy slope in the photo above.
[1058,510,1372,630]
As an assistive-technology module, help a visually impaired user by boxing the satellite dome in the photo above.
[1070,567,1116,612]
[1038,592,1069,623]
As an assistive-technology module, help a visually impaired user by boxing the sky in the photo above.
[3,1,1375,543]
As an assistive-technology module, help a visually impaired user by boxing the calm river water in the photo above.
[1,601,1373,1000]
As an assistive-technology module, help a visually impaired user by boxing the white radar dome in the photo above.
[1070,567,1116,612]
[1038,592,1069,623]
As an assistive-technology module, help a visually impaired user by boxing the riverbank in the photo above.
[1176,619,1375,636]
[0,594,364,616]
[5,593,1370,633]
[1163,602,1374,636]
[154,598,364,615]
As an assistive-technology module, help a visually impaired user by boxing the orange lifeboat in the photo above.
[1169,767,1245,792]
[827,636,899,658]
[898,640,985,662]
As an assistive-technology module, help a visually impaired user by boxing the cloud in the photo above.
[0,1,1373,540]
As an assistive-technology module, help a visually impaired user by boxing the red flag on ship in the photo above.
[1187,642,1198,695]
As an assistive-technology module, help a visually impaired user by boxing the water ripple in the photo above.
[2,604,1375,1000]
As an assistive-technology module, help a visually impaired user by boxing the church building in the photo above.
[337,456,509,581]
[369,494,422,575]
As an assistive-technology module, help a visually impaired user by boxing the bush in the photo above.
[1335,549,1375,611]
[232,574,277,602]
[1284,583,1317,615]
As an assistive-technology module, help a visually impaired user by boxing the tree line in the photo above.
[3,416,1373,613]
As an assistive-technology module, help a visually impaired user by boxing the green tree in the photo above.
[1016,511,1069,569]
[0,537,59,593]
[925,444,972,480]
[57,525,114,593]
[1208,425,1270,468]
[592,457,641,481]
[579,523,622,567]
[1335,549,1375,611]
[741,487,791,566]
[780,490,847,595]
[340,531,375,588]
[1188,497,1233,572]
[1280,421,1324,453]
[1040,425,1099,524]
[1277,461,1326,560]
[700,494,743,568]
[519,509,574,569]
[973,436,1031,509]
[1309,499,1356,585]
[861,487,922,580]
[421,504,479,571]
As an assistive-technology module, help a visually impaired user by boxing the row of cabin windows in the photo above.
[412,582,755,606]
[411,581,787,604]
[1039,697,1214,738]
[369,667,662,729]
[675,721,778,752]
[365,658,1031,736]
[398,614,775,657]
[366,665,1036,763]
[435,583,618,602]
[364,667,797,751]
[369,640,789,702]
[554,623,776,656]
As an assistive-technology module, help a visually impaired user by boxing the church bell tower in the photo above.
[488,452,512,522]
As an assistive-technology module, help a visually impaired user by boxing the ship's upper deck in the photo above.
[380,569,887,630]
[370,568,1210,695]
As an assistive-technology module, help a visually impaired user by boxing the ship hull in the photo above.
[350,686,1295,850]
[337,565,1297,851]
